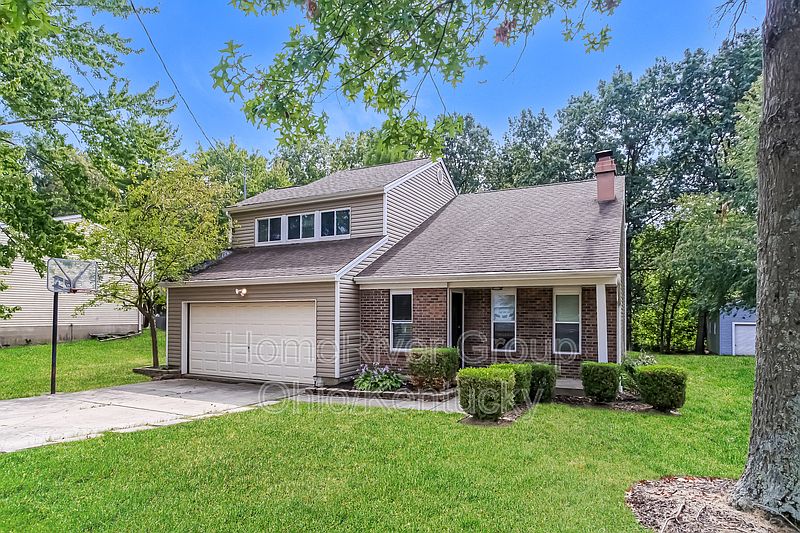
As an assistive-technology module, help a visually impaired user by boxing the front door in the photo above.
[450,292,464,352]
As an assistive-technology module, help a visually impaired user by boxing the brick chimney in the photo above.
[594,150,616,202]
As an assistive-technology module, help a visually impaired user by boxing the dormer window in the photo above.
[321,209,350,237]
[288,213,315,240]
[255,208,351,245]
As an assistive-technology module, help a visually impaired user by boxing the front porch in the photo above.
[358,283,623,381]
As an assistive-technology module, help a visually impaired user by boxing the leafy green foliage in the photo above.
[727,76,761,215]
[408,347,459,391]
[194,138,292,205]
[0,0,175,319]
[529,363,556,402]
[580,362,620,403]
[213,0,618,151]
[457,366,516,420]
[490,363,532,404]
[620,352,656,393]
[636,365,687,412]
[353,364,404,392]
[440,113,494,193]
[78,161,229,366]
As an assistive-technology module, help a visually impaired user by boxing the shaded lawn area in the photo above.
[0,332,164,400]
[0,355,753,532]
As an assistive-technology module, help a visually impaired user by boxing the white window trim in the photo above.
[553,287,582,355]
[390,289,413,352]
[254,207,351,246]
[491,288,517,353]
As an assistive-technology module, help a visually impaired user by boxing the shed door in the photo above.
[733,323,756,356]
[188,301,316,383]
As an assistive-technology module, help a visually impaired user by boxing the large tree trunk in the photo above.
[731,0,800,521]
[148,314,159,368]
[694,311,707,355]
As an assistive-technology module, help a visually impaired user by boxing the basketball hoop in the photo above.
[47,258,98,293]
[46,258,98,395]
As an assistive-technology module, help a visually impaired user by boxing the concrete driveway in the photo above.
[0,379,301,453]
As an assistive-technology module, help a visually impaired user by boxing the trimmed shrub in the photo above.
[491,363,533,404]
[636,365,688,412]
[620,352,657,394]
[529,363,556,403]
[457,367,516,420]
[580,362,620,403]
[353,364,403,391]
[408,347,460,390]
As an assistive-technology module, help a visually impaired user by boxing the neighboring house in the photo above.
[707,307,757,355]
[164,152,626,385]
[0,215,141,346]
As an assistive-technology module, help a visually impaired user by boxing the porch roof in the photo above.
[357,177,624,282]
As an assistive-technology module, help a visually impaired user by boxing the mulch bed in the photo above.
[305,382,457,402]
[626,477,797,532]
[553,392,676,414]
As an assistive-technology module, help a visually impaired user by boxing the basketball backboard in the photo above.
[46,258,98,293]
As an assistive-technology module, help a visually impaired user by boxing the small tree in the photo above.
[80,160,228,367]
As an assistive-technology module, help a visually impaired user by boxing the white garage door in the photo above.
[188,301,316,383]
[733,323,756,355]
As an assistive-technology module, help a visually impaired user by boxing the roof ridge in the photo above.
[462,177,618,196]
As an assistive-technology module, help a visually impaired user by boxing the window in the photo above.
[256,217,282,243]
[391,291,412,351]
[554,290,581,354]
[492,289,516,351]
[255,207,349,245]
[287,213,315,240]
[321,208,350,237]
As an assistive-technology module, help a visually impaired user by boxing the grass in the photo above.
[0,331,165,400]
[0,354,753,531]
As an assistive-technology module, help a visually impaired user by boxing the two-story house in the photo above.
[163,152,625,386]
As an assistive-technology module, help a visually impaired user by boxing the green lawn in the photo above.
[0,354,753,531]
[0,332,165,400]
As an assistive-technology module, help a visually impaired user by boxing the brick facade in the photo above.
[358,288,447,370]
[360,285,618,378]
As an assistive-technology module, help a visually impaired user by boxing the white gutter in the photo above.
[354,268,622,285]
[160,274,335,288]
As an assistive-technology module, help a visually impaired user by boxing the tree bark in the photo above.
[731,0,800,521]
[148,313,159,368]
[694,311,707,355]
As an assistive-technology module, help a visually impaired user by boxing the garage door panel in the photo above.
[188,301,316,383]
[733,323,756,355]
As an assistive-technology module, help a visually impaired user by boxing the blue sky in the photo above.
[100,1,765,154]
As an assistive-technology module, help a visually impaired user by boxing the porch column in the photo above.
[596,284,608,363]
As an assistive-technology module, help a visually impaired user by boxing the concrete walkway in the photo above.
[0,379,300,453]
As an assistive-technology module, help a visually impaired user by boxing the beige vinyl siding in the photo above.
[166,282,336,378]
[230,194,384,248]
[0,256,140,335]
[337,278,362,378]
[346,162,456,277]
[386,162,456,244]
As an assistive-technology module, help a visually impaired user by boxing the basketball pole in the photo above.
[51,291,58,395]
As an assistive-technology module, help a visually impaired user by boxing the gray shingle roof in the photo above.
[232,158,431,209]
[188,236,383,281]
[358,178,624,279]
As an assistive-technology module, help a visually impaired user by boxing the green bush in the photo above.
[529,363,556,403]
[457,367,516,420]
[580,362,620,403]
[353,364,404,391]
[621,352,657,394]
[408,347,460,390]
[636,365,688,412]
[491,363,532,404]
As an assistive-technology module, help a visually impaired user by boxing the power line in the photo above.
[128,0,214,147]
